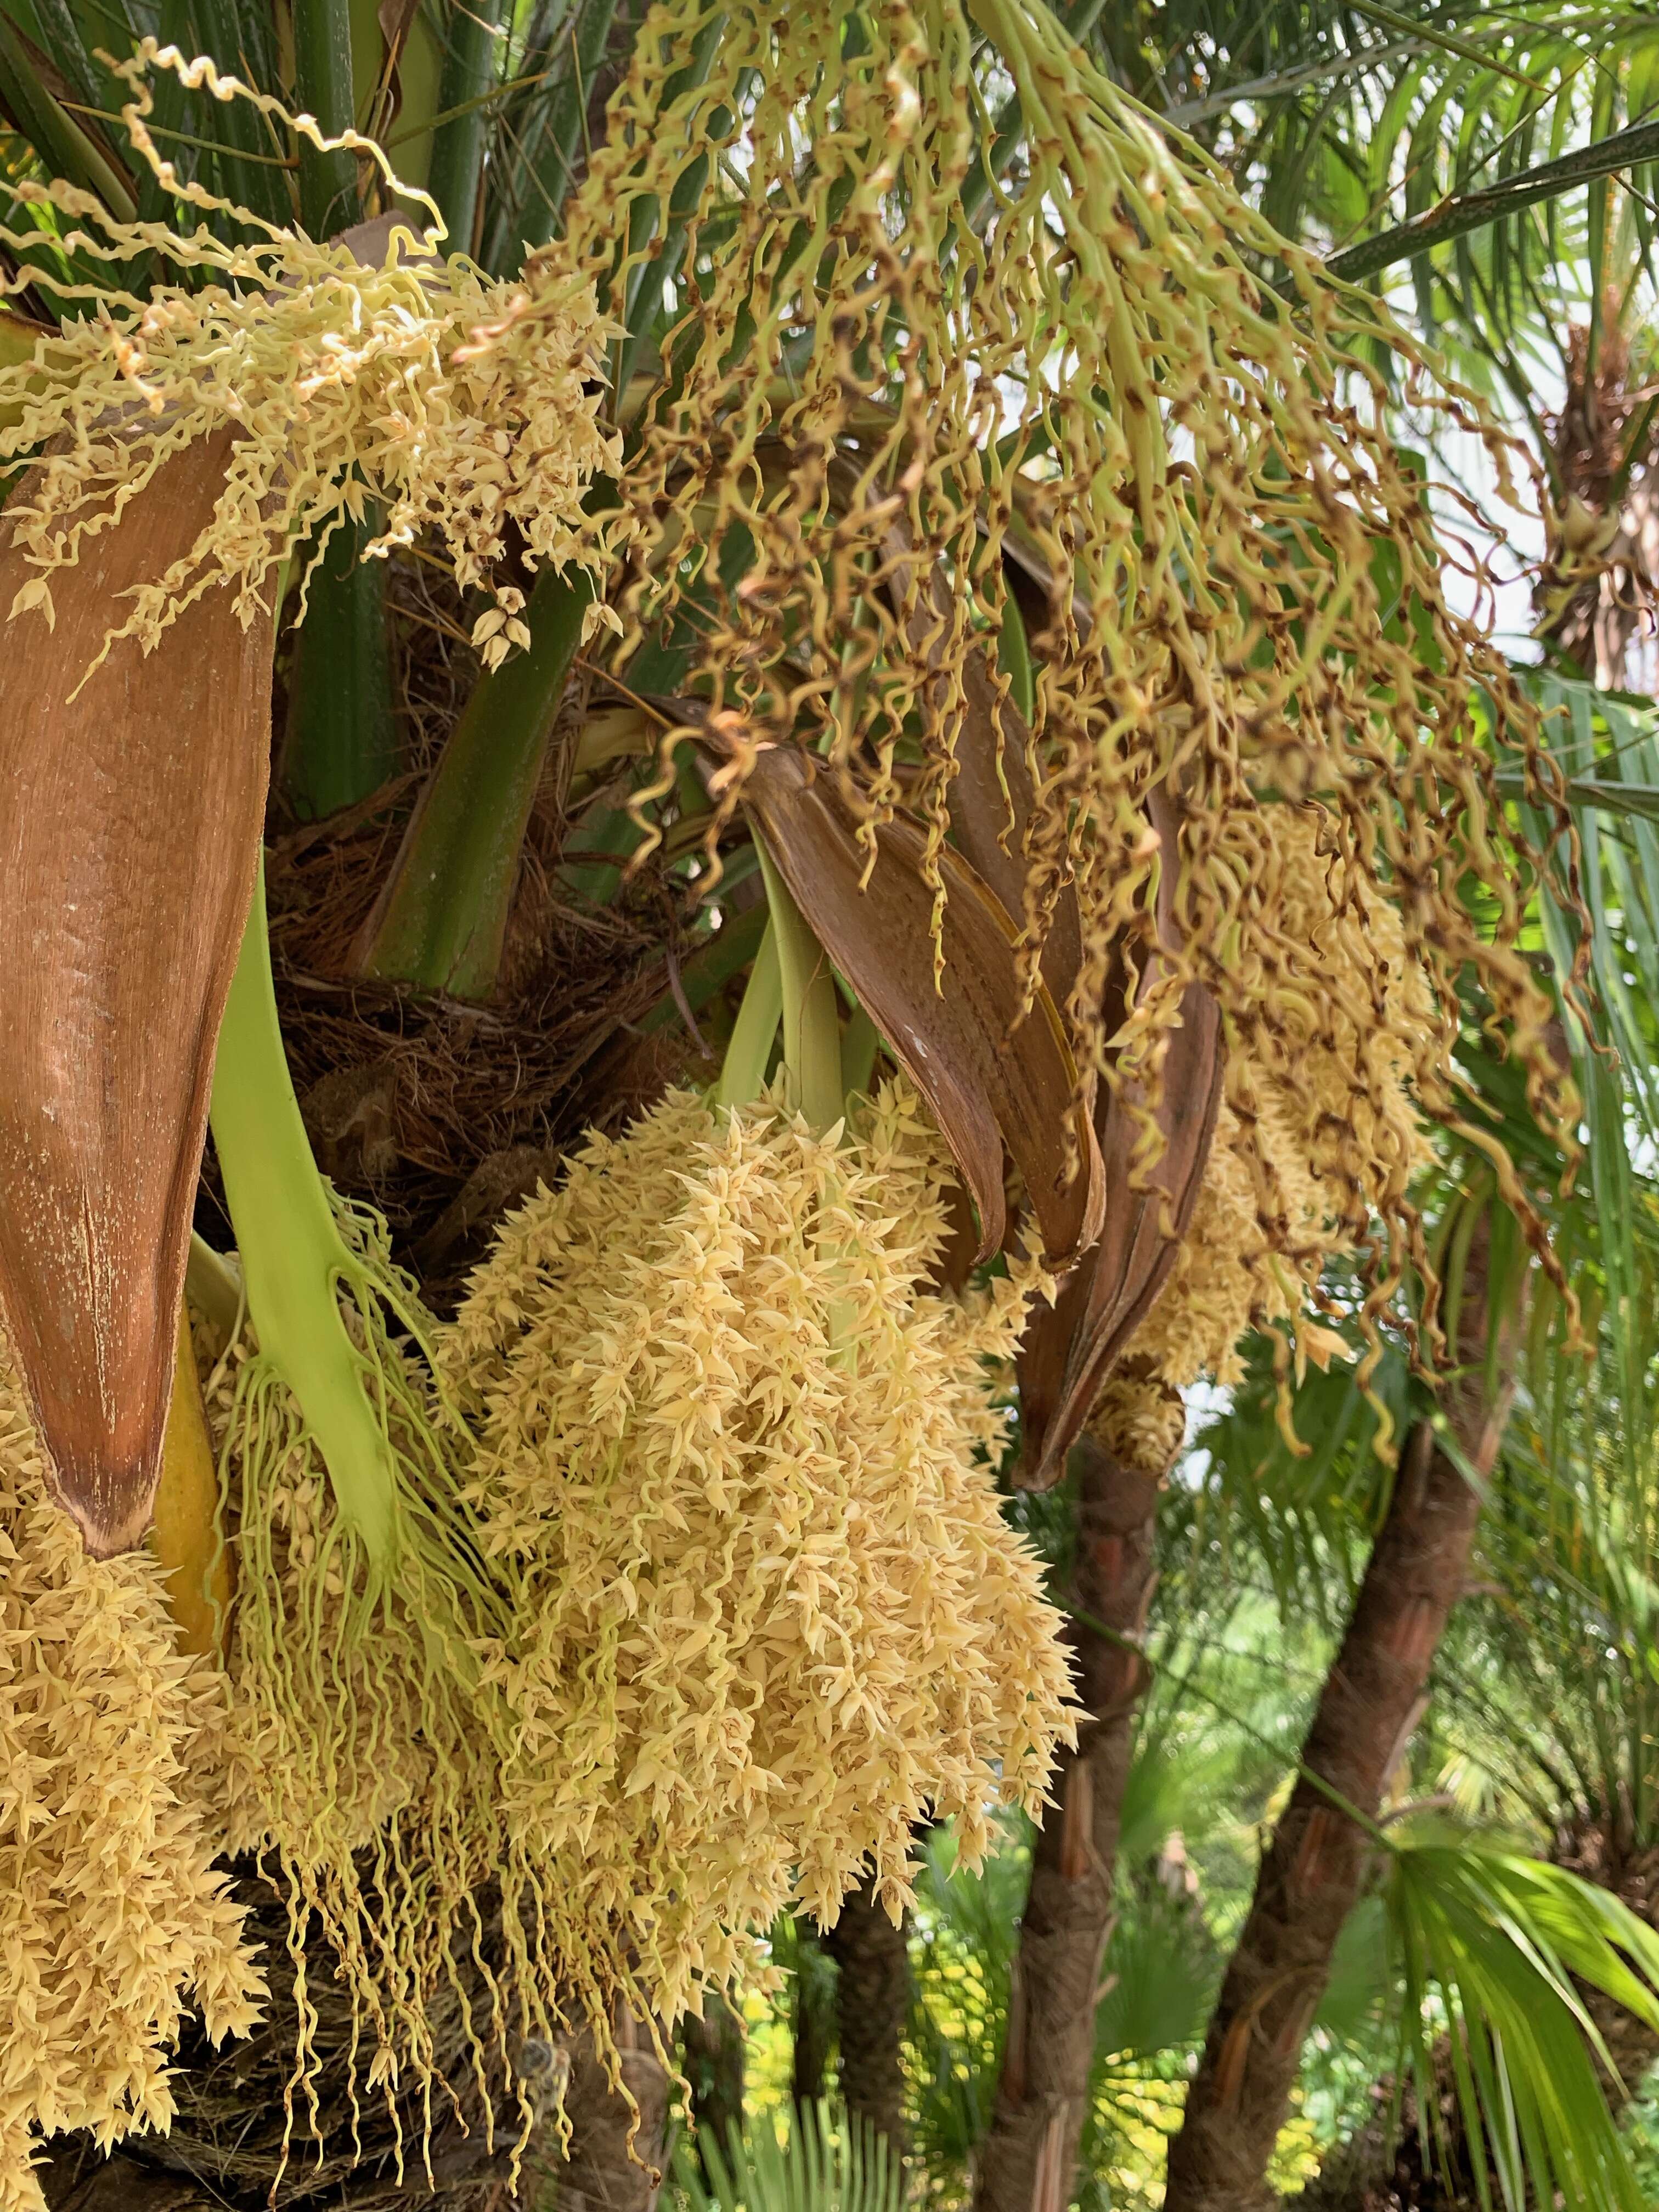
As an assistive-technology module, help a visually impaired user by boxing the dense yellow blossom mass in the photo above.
[444,1077,1077,2027]
[1131,808,1434,1390]
[0,1353,262,2212]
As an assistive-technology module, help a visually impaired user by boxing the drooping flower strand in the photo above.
[442,1075,1076,1989]
[563,0,1578,1358]
[0,1346,263,2212]
[0,41,621,676]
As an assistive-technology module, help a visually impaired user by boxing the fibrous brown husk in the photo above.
[39,1867,569,2212]
[0,430,271,1554]
[257,879,692,1308]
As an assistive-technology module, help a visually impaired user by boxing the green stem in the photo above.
[841,1003,879,1099]
[492,0,623,271]
[186,1232,244,1346]
[281,514,399,819]
[957,0,1105,233]
[356,563,592,996]
[755,844,857,1368]
[211,857,399,1567]
[1324,113,1659,290]
[755,840,843,1134]
[0,14,134,222]
[181,0,294,235]
[292,0,360,239]
[714,920,782,1109]
[426,0,509,252]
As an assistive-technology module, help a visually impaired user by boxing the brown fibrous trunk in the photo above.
[556,2007,672,2212]
[973,1382,1175,2212]
[683,1992,746,2180]
[1164,1418,1496,2212]
[792,1924,837,2112]
[825,1876,912,2159]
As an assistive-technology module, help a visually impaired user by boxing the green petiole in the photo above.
[714,919,782,1110]
[755,840,845,1134]
[210,855,402,1570]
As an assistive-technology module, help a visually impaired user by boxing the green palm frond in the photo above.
[1093,1889,1222,2068]
[667,2103,904,2212]
[1073,0,1659,382]
[1388,1837,1659,2212]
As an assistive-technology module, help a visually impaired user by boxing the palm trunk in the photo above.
[825,1876,912,2157]
[556,2007,672,2212]
[1165,1300,1516,2212]
[793,1925,837,2109]
[972,1375,1178,2212]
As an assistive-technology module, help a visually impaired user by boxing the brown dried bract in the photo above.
[0,429,271,1551]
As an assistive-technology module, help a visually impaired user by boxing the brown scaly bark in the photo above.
[825,1876,912,2157]
[1535,312,1659,691]
[972,1370,1184,2212]
[556,2007,672,2212]
[1164,1256,1519,2212]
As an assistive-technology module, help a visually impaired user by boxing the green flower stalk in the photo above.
[212,859,439,1574]
[755,843,845,1136]
[206,860,535,2179]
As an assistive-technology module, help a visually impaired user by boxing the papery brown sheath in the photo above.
[871,601,1222,1486]
[737,739,1105,1271]
[0,427,271,1553]
[1015,785,1223,1490]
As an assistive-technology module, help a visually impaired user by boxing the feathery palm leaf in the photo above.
[668,2103,904,2212]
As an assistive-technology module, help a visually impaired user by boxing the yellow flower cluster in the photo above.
[0,1351,262,2212]
[1131,808,1434,1390]
[0,44,617,674]
[443,1077,1076,2023]
[199,1305,513,2167]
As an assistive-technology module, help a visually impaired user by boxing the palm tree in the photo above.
[0,7,1646,2212]
[956,10,1659,2205]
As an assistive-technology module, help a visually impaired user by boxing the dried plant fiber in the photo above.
[0,431,270,1554]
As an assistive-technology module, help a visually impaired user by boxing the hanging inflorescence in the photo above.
[0,1346,264,2212]
[189,1080,1077,2167]
[441,1076,1076,2025]
[564,0,1582,1361]
[1133,809,1435,1394]
[0,42,619,675]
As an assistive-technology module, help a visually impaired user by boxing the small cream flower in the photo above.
[443,1075,1076,2021]
[0,1349,263,2212]
[0,45,621,680]
[1131,808,1434,1391]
